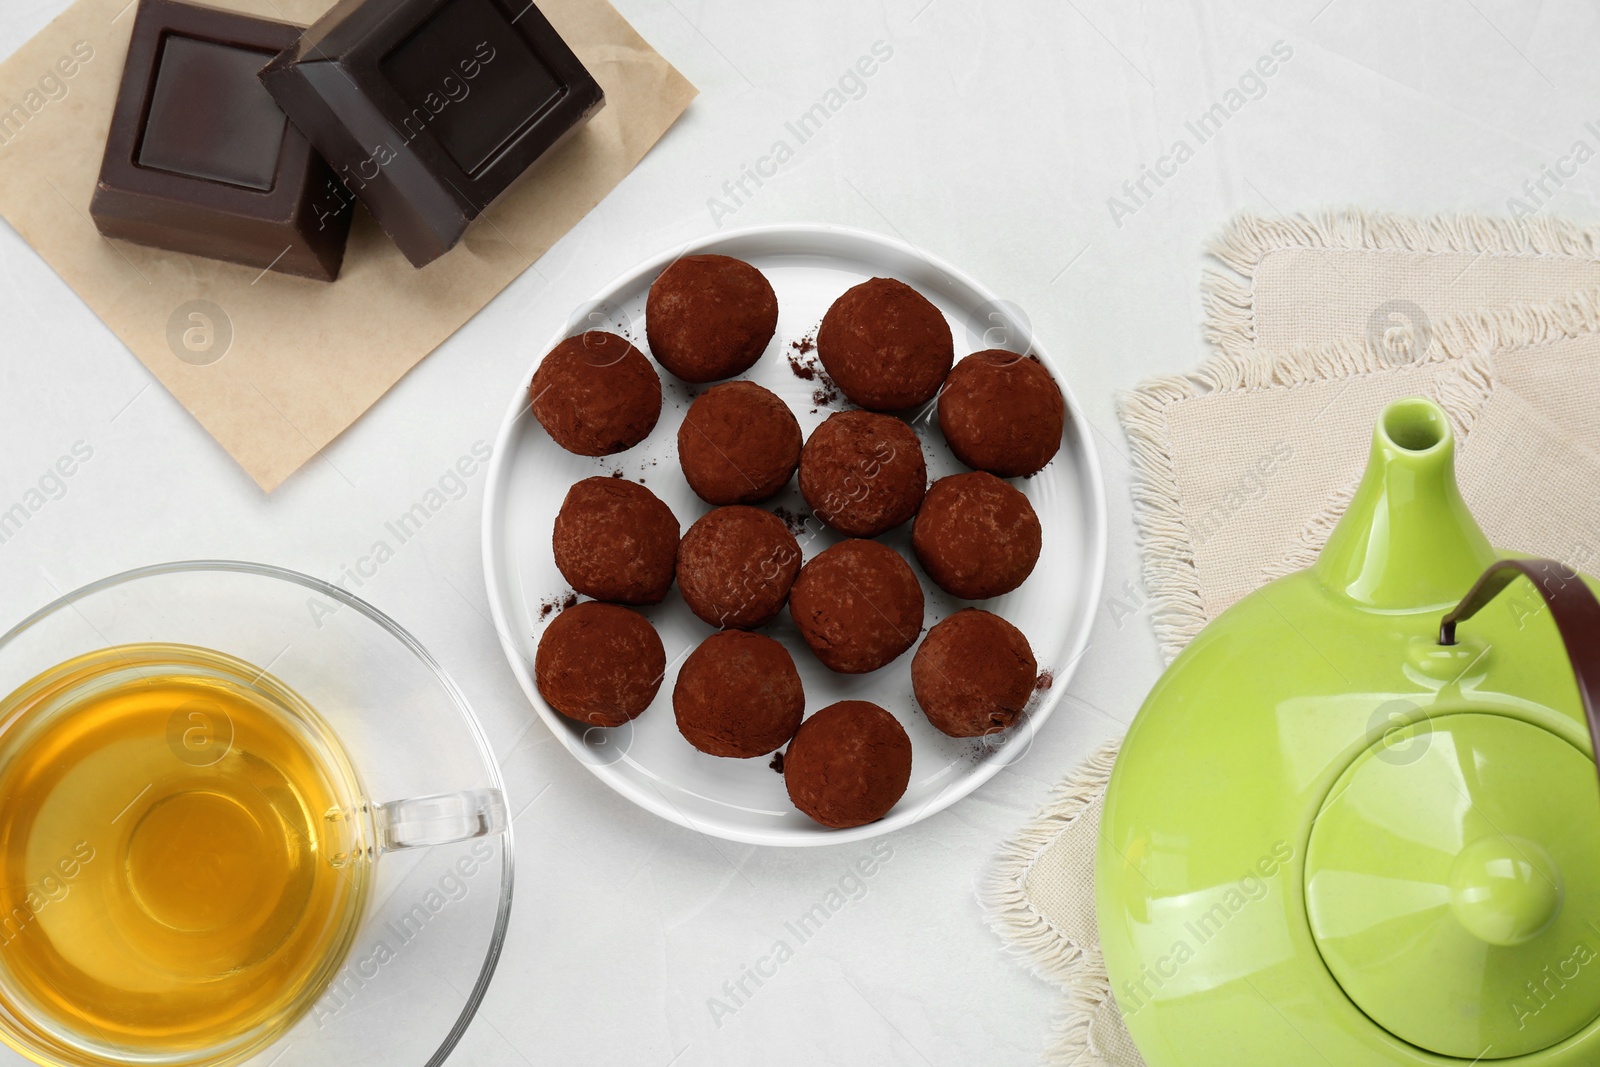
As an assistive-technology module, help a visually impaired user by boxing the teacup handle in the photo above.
[374,788,508,852]
[1440,558,1600,779]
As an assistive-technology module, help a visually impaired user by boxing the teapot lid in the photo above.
[1306,712,1600,1059]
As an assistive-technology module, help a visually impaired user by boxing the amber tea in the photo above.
[0,644,371,1066]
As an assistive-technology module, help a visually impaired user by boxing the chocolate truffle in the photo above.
[646,254,778,382]
[799,410,926,537]
[784,701,912,829]
[678,381,801,504]
[535,601,665,727]
[788,540,924,674]
[816,277,954,411]
[552,477,680,605]
[938,350,1065,477]
[530,332,662,456]
[677,506,801,629]
[674,631,804,758]
[912,610,1037,737]
[912,472,1041,600]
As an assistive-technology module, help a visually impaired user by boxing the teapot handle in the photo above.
[1440,558,1600,778]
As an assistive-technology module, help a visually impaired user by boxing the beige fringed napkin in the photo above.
[986,211,1600,1067]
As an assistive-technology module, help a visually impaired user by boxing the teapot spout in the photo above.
[1313,397,1495,610]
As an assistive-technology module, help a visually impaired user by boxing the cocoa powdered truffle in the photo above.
[938,350,1065,477]
[678,381,801,505]
[530,331,662,456]
[788,539,924,673]
[912,609,1037,737]
[552,477,680,605]
[646,254,778,383]
[676,506,801,629]
[912,472,1041,600]
[674,630,804,758]
[535,601,665,727]
[784,700,912,829]
[816,277,953,411]
[798,410,926,537]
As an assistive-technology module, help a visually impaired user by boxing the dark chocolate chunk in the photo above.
[139,37,286,191]
[90,0,353,282]
[383,1,562,174]
[260,0,605,267]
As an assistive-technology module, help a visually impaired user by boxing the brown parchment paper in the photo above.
[0,0,695,490]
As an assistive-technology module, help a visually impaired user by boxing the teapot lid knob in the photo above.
[1449,834,1563,947]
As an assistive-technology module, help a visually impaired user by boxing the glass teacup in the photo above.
[0,562,512,1067]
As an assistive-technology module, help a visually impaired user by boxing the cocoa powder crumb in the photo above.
[1034,670,1054,691]
[769,751,785,774]
[538,591,581,621]
[786,335,841,407]
[771,506,810,538]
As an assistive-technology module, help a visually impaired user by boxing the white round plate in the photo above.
[482,224,1106,846]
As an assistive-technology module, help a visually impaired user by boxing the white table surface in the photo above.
[1,1,1594,1063]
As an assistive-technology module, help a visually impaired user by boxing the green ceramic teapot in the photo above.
[1097,397,1600,1065]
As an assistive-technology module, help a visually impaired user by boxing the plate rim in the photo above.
[480,221,1108,847]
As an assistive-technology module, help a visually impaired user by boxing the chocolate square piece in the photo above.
[260,0,605,268]
[90,0,353,282]
[138,37,288,191]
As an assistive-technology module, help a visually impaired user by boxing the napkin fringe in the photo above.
[1120,379,1211,661]
[1202,209,1600,355]
[981,738,1121,1066]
